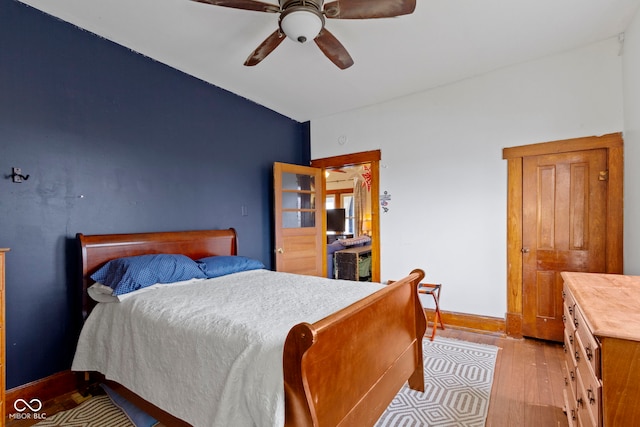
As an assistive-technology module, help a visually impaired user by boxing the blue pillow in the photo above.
[197,255,265,278]
[91,254,207,296]
[101,383,157,427]
[327,240,344,255]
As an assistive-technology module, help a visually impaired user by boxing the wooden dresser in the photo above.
[561,272,640,427]
[1,248,8,423]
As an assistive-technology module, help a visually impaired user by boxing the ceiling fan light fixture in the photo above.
[195,0,415,68]
[280,9,323,43]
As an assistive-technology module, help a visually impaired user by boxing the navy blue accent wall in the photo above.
[0,0,310,389]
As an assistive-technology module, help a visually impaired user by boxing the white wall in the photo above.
[311,39,624,318]
[623,8,640,275]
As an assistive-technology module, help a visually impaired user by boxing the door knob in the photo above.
[521,248,530,253]
[277,248,284,254]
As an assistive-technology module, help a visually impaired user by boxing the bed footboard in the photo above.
[283,269,426,427]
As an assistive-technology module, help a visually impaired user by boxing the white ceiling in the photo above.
[18,0,640,122]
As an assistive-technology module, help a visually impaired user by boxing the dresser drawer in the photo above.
[563,388,578,427]
[574,305,601,378]
[576,365,601,427]
[563,341,577,395]
[562,355,578,422]
[563,300,576,336]
[563,285,577,322]
[563,329,579,426]
[564,325,576,362]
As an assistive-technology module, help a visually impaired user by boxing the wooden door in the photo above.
[273,162,324,276]
[522,149,607,341]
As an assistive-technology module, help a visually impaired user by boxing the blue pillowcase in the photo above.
[197,255,265,278]
[101,383,157,427]
[91,254,207,296]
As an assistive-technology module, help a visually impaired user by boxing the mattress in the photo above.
[72,269,384,427]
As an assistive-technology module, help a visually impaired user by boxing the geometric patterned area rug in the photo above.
[34,395,135,427]
[376,337,499,427]
[34,337,498,427]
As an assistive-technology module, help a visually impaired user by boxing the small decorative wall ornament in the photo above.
[361,165,372,191]
[380,191,391,213]
[10,167,30,183]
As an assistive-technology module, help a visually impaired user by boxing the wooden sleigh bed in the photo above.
[75,228,427,427]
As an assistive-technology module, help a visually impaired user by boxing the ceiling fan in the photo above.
[191,0,416,69]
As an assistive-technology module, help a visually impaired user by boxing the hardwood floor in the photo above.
[6,328,568,427]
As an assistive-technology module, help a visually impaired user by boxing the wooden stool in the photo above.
[418,283,444,340]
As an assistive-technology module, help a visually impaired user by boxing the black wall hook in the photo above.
[10,167,30,183]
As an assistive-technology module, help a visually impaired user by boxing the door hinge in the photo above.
[599,170,609,181]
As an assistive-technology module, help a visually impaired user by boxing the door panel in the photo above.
[274,162,324,276]
[522,149,607,341]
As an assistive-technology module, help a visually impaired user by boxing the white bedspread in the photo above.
[72,269,384,427]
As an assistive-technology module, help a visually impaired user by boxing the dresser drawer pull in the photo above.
[563,344,567,353]
[577,397,584,409]
[564,376,568,386]
[570,409,577,420]
[588,388,596,405]
[568,305,573,315]
[574,317,579,328]
[585,345,593,361]
[562,314,566,324]
[570,371,575,382]
[575,350,580,362]
[569,333,573,345]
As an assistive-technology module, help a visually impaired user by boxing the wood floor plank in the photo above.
[510,334,528,425]
[523,340,540,425]
[534,338,559,426]
[486,336,511,425]
[545,338,570,425]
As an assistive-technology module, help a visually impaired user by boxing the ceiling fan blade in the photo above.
[323,0,416,19]
[191,0,280,13]
[244,30,286,66]
[314,28,354,69]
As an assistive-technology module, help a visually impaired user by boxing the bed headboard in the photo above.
[77,228,237,319]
